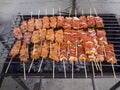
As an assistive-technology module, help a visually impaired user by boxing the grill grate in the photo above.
[1,14,120,78]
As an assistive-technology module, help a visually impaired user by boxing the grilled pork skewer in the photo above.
[88,28,101,71]
[28,43,41,73]
[87,8,95,28]
[38,28,47,72]
[78,44,88,78]
[79,9,88,78]
[55,28,67,78]
[5,40,21,73]
[60,42,67,78]
[105,44,117,80]
[96,29,108,76]
[19,42,28,80]
[94,8,104,28]
[28,12,35,32]
[28,29,41,73]
[13,27,23,40]
[57,8,65,28]
[38,41,49,72]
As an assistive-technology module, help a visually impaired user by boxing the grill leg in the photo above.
[0,76,4,88]
[109,81,120,90]
[12,76,29,90]
[91,77,96,90]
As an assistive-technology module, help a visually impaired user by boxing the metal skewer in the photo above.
[58,8,67,78]
[38,41,43,72]
[93,8,104,75]
[63,60,66,78]
[82,9,88,78]
[52,8,55,79]
[5,56,13,73]
[84,60,88,78]
[50,41,55,79]
[111,62,117,80]
[45,9,47,16]
[100,61,103,76]
[38,10,40,19]
[53,60,55,79]
[28,43,35,73]
[28,59,34,73]
[59,8,61,16]
[23,62,26,80]
[89,8,100,71]
[38,58,43,72]
[92,62,95,78]
[31,11,33,18]
[72,61,74,79]
[21,13,24,21]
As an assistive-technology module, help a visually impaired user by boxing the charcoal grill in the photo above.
[0,13,120,90]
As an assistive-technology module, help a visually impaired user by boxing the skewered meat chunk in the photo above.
[35,18,43,29]
[87,16,95,27]
[84,41,97,55]
[79,16,88,29]
[31,44,41,60]
[96,45,104,62]
[55,29,64,43]
[9,40,21,57]
[95,16,104,28]
[72,17,80,29]
[46,29,54,42]
[60,42,67,61]
[49,43,59,62]
[43,16,50,29]
[39,28,46,41]
[50,16,57,28]
[78,30,89,43]
[69,43,77,63]
[28,18,35,32]
[78,44,87,62]
[64,29,79,44]
[20,21,28,33]
[63,17,72,29]
[31,30,40,43]
[23,32,32,44]
[105,44,117,64]
[19,42,28,63]
[88,28,98,46]
[13,27,22,40]
[41,41,49,59]
[96,29,108,45]
[57,16,65,27]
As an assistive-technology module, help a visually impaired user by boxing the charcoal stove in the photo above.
[0,13,120,90]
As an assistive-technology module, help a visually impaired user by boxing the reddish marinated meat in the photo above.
[13,27,23,40]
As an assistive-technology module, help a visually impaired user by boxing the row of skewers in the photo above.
[5,9,117,80]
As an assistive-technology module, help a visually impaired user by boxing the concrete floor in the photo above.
[0,0,120,90]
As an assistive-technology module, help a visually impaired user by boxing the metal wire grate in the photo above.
[0,14,120,78]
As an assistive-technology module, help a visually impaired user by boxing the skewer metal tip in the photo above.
[63,60,66,78]
[23,62,26,80]
[111,62,117,80]
[38,58,44,72]
[5,57,13,74]
[92,62,95,78]
[28,59,34,73]
[53,61,55,79]
[84,60,88,78]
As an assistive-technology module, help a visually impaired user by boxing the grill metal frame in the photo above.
[0,14,120,79]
